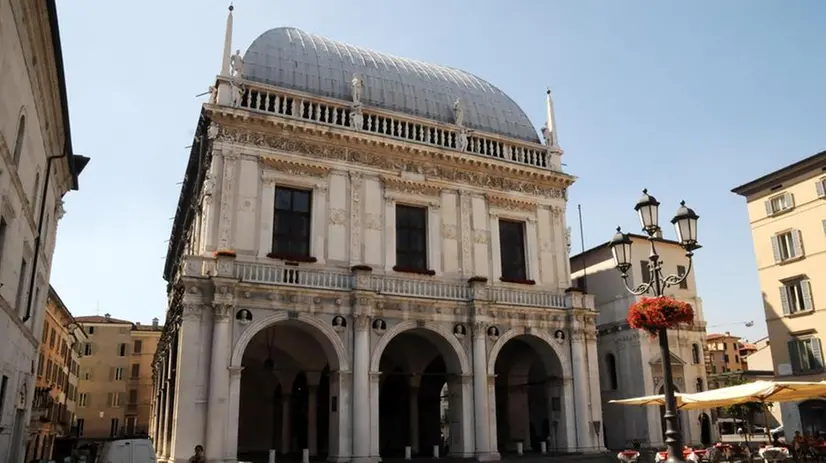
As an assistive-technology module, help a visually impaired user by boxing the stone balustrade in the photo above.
[180,256,595,310]
[218,76,557,172]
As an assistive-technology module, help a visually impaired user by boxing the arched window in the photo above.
[696,378,704,392]
[606,353,618,390]
[692,344,701,364]
[13,113,26,164]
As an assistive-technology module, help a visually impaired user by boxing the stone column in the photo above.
[225,366,245,461]
[471,322,492,459]
[562,377,576,453]
[352,315,371,462]
[281,394,292,454]
[570,334,591,451]
[585,328,604,452]
[369,372,381,461]
[159,357,171,459]
[171,304,204,461]
[308,385,318,456]
[206,303,232,462]
[408,376,421,454]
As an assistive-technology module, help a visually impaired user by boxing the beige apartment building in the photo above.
[73,315,162,438]
[705,332,745,389]
[732,149,826,437]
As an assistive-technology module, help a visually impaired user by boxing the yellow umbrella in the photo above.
[673,380,826,411]
[609,392,693,408]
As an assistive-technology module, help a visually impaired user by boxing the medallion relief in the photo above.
[441,224,458,240]
[329,208,346,225]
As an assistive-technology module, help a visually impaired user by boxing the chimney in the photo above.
[136,322,141,326]
[104,313,110,320]
[152,317,159,328]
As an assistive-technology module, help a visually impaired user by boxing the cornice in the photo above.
[207,112,572,198]
[261,156,330,178]
[485,193,538,213]
[381,176,443,197]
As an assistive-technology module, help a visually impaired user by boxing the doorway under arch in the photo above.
[492,334,566,455]
[376,327,469,458]
[236,318,342,462]
[799,399,826,437]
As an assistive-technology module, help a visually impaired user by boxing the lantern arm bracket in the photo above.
[660,252,694,289]
[620,274,655,296]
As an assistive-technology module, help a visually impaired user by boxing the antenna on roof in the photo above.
[96,300,100,316]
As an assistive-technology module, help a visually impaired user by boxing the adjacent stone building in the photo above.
[74,315,162,438]
[151,8,602,463]
[570,234,711,450]
[732,150,826,438]
[0,1,88,461]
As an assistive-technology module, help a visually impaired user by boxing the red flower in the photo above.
[627,296,694,336]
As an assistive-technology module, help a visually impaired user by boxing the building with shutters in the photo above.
[150,6,603,463]
[732,149,826,438]
[73,315,162,438]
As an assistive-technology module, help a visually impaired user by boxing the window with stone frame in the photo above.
[640,260,651,284]
[816,177,826,198]
[395,204,428,272]
[772,230,803,263]
[131,363,140,378]
[677,265,688,289]
[779,277,814,315]
[499,219,528,282]
[272,186,313,259]
[788,337,824,374]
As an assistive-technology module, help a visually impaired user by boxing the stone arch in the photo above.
[487,328,571,376]
[370,320,471,374]
[231,311,350,371]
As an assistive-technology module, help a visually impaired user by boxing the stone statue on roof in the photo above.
[230,49,244,77]
[453,98,464,126]
[351,73,364,105]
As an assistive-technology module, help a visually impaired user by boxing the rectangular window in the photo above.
[779,278,813,315]
[788,337,824,374]
[108,392,122,407]
[640,260,651,284]
[15,257,29,315]
[395,205,428,271]
[118,343,127,356]
[110,418,120,437]
[772,230,803,262]
[49,328,56,349]
[677,265,688,289]
[76,418,85,437]
[86,326,95,335]
[816,178,826,198]
[499,220,527,281]
[112,367,124,381]
[78,393,88,407]
[83,343,92,356]
[272,187,312,258]
[46,360,53,379]
[765,192,794,215]
[129,389,138,405]
[42,322,49,343]
[0,375,8,419]
[133,340,143,354]
[0,218,7,266]
[131,363,140,378]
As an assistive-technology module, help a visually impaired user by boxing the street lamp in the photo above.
[609,189,701,463]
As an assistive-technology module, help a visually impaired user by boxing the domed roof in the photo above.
[242,27,541,143]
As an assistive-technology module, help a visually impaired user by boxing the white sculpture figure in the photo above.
[230,80,244,108]
[350,107,363,130]
[207,85,217,105]
[230,49,244,77]
[351,73,364,104]
[456,128,469,152]
[541,123,551,145]
[453,97,464,126]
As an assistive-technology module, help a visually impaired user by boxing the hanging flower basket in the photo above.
[627,296,694,336]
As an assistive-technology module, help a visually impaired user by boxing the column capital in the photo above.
[369,371,382,384]
[228,365,245,376]
[212,302,233,321]
[353,314,371,332]
[182,303,204,322]
[471,321,488,340]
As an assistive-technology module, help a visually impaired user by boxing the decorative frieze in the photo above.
[261,156,330,178]
[217,150,238,250]
[349,172,363,263]
[441,224,458,240]
[459,191,473,275]
[486,193,537,213]
[382,176,442,197]
[214,125,567,199]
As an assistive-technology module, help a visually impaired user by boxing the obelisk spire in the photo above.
[220,4,234,76]
[545,88,559,149]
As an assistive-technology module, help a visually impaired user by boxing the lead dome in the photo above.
[242,27,541,143]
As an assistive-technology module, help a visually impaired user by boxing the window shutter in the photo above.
[107,392,114,407]
[801,279,814,311]
[822,219,826,235]
[764,200,773,216]
[816,179,826,198]
[792,230,804,257]
[788,340,801,374]
[109,367,115,381]
[783,192,794,209]
[812,338,824,371]
[771,235,781,263]
[779,286,791,316]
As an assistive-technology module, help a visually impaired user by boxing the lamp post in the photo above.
[608,189,701,463]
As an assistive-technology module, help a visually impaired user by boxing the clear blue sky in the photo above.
[52,0,825,341]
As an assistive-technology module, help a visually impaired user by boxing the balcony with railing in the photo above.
[182,255,594,311]
[216,77,559,172]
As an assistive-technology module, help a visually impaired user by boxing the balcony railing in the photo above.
[223,259,588,310]
[220,77,558,172]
